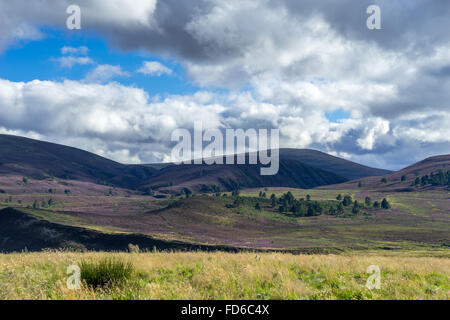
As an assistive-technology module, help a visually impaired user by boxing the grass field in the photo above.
[0,251,448,300]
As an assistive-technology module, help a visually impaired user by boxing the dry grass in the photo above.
[0,251,448,300]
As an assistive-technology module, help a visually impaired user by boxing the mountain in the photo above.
[278,149,392,180]
[143,157,347,192]
[0,134,156,189]
[0,134,396,192]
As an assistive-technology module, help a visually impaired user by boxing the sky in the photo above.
[0,0,449,170]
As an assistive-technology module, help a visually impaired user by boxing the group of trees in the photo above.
[330,194,391,215]
[413,170,450,187]
[273,192,323,217]
[31,198,55,209]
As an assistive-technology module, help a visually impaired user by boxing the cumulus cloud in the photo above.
[138,61,173,76]
[52,56,94,68]
[84,65,130,83]
[61,46,89,55]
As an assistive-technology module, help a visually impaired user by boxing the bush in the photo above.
[80,258,134,288]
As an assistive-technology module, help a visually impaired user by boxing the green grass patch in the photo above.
[80,258,134,288]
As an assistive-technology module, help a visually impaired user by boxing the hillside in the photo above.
[145,157,347,192]
[328,154,450,191]
[278,149,392,180]
[0,207,237,253]
[0,134,156,189]
[0,134,351,192]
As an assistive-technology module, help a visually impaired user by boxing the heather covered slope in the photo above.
[0,134,349,192]
[331,154,450,191]
[1,186,448,252]
[0,134,157,189]
[278,149,392,180]
[145,158,347,192]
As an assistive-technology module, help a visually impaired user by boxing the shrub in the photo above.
[80,258,134,288]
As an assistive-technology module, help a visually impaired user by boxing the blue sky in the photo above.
[0,28,199,97]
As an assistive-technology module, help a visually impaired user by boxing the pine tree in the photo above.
[365,196,372,207]
[381,198,391,209]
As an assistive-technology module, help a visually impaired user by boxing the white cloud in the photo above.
[84,65,130,83]
[52,56,94,68]
[138,61,173,76]
[0,77,448,169]
[61,46,89,55]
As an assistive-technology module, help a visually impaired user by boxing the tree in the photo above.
[337,202,345,214]
[401,175,407,182]
[271,196,277,208]
[414,177,421,186]
[365,196,372,207]
[231,189,240,197]
[373,201,380,208]
[328,206,336,215]
[255,202,262,211]
[381,198,391,209]
[285,192,295,204]
[32,200,39,209]
[183,188,193,198]
[381,178,388,183]
[343,195,353,206]
[22,177,28,184]
[336,194,342,201]
[352,201,360,214]
[358,181,362,188]
[306,194,311,201]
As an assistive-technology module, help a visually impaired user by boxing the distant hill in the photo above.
[143,157,347,192]
[0,134,398,192]
[278,149,392,180]
[328,154,450,191]
[0,134,156,189]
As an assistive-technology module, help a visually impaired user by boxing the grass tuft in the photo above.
[80,258,134,288]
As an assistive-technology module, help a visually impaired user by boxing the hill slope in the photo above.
[0,134,401,192]
[327,154,450,191]
[146,157,347,192]
[0,207,239,253]
[278,149,392,180]
[0,134,156,188]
